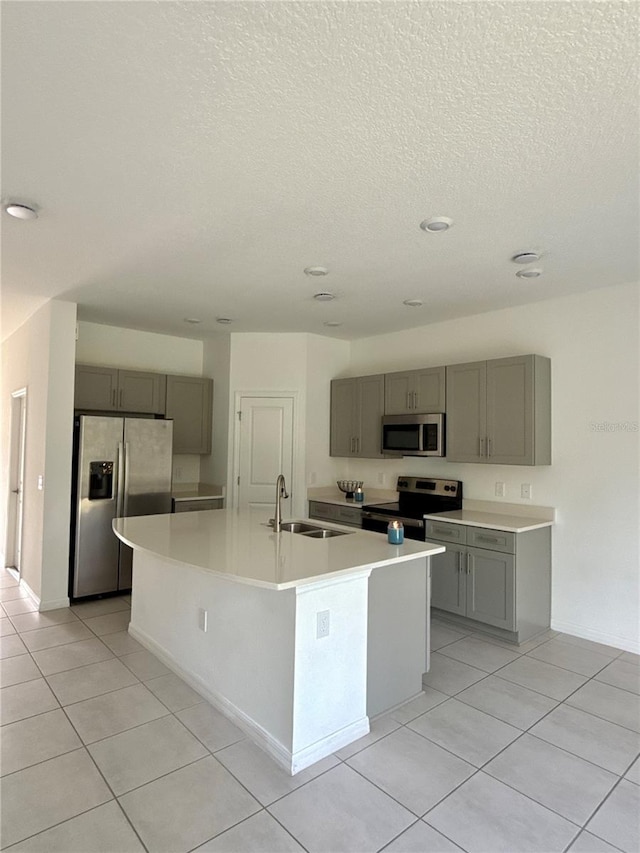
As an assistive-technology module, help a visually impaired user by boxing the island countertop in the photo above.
[113,509,444,591]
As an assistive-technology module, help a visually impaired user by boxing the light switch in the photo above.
[37,474,44,491]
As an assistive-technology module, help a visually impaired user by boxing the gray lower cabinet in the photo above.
[330,374,385,458]
[384,366,446,415]
[75,364,166,414]
[427,520,550,643]
[165,375,213,454]
[446,354,551,465]
[173,498,223,512]
[308,500,362,528]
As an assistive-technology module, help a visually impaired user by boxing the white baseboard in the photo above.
[18,578,41,608]
[39,597,71,612]
[551,618,640,655]
[128,623,369,774]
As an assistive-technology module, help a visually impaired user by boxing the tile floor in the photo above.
[0,568,638,853]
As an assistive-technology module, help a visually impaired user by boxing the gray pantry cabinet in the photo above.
[426,520,551,644]
[384,366,446,414]
[165,374,213,454]
[330,374,385,458]
[75,365,166,414]
[446,354,551,465]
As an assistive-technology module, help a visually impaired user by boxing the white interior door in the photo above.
[237,396,294,522]
[6,389,27,575]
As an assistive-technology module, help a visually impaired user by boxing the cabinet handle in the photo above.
[355,437,359,454]
[350,437,354,453]
[413,391,418,409]
[112,388,116,407]
[407,391,412,409]
[119,389,123,408]
[466,553,471,574]
[476,534,501,544]
[478,437,484,457]
[458,552,463,573]
[487,438,492,458]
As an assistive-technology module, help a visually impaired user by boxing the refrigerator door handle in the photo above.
[116,442,125,517]
[123,442,131,517]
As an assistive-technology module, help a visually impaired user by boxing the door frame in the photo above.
[5,387,28,576]
[230,391,301,513]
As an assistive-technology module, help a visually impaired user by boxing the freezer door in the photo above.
[119,418,173,589]
[73,416,124,598]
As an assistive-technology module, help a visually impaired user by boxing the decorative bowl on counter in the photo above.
[336,480,364,500]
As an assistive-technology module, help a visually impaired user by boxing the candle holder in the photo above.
[387,521,404,544]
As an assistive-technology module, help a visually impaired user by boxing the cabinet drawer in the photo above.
[467,527,515,554]
[173,498,223,512]
[308,501,362,528]
[308,501,333,520]
[426,520,466,544]
[336,505,362,527]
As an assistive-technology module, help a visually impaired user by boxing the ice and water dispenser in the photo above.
[88,461,114,500]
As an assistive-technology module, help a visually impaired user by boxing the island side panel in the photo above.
[291,572,371,772]
[129,551,297,757]
[367,557,428,718]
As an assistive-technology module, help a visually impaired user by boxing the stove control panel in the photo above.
[396,477,461,498]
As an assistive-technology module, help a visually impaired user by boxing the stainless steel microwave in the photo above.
[381,414,445,457]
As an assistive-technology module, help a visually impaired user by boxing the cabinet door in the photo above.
[165,375,213,454]
[446,362,486,462]
[356,374,385,458]
[74,365,118,411]
[330,379,357,456]
[118,370,166,414]
[414,367,446,413]
[486,356,534,465]
[430,544,466,616]
[466,546,515,630]
[384,371,416,414]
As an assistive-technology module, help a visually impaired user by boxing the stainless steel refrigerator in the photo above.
[70,415,173,599]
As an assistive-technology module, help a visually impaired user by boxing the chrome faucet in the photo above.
[272,473,289,533]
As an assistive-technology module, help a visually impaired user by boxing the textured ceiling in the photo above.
[2,0,638,342]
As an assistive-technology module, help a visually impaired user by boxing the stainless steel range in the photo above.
[362,476,462,540]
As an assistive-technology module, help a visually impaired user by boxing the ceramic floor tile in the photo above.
[71,597,131,619]
[119,756,260,853]
[269,762,414,853]
[64,683,169,744]
[0,572,19,588]
[193,811,304,852]
[334,711,400,760]
[407,698,521,767]
[4,801,145,853]
[497,655,588,700]
[144,673,204,711]
[100,630,144,656]
[10,608,78,632]
[625,756,640,785]
[552,633,624,660]
[20,620,93,652]
[0,749,112,848]
[567,830,623,852]
[81,610,131,637]
[0,586,32,602]
[619,651,640,666]
[216,738,339,806]
[388,687,449,724]
[120,649,171,680]
[566,680,640,732]
[32,637,114,675]
[0,653,41,687]
[586,780,640,853]
[595,659,640,695]
[176,702,246,753]
[0,709,82,776]
[383,820,464,852]
[0,678,59,725]
[422,651,487,696]
[1,616,17,636]
[430,622,471,651]
[425,771,577,853]
[484,733,618,825]
[88,714,208,794]
[437,636,521,673]
[456,674,558,730]
[1,597,38,616]
[46,657,139,705]
[0,634,28,659]
[530,703,640,775]
[347,726,474,816]
[527,639,614,677]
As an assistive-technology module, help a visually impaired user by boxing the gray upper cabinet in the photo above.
[165,375,213,454]
[75,365,166,414]
[384,367,446,414]
[330,374,385,458]
[446,355,551,465]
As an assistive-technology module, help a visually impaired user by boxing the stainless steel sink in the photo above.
[301,528,349,539]
[279,521,323,534]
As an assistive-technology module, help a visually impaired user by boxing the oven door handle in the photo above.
[362,512,425,529]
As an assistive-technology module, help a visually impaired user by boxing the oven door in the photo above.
[362,511,426,540]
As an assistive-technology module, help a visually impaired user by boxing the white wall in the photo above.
[1,300,77,607]
[343,282,639,652]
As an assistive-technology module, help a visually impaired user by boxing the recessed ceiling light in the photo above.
[183,318,201,324]
[512,252,540,264]
[216,317,233,324]
[313,292,335,301]
[4,203,38,220]
[420,216,453,232]
[403,299,423,307]
[323,321,342,327]
[304,266,329,276]
[516,268,543,279]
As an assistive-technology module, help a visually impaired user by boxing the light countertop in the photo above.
[425,509,554,533]
[113,509,444,591]
[172,483,224,501]
[308,488,398,508]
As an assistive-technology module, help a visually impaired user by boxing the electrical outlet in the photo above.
[174,466,183,481]
[521,483,532,500]
[198,608,208,632]
[308,471,317,485]
[495,482,505,497]
[316,610,330,639]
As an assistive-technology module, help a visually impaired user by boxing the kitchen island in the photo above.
[113,509,444,774]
